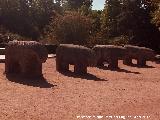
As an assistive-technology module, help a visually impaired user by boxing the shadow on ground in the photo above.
[59,71,107,81]
[97,66,140,74]
[6,74,56,88]
[127,63,155,68]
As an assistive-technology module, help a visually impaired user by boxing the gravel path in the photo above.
[0,58,160,120]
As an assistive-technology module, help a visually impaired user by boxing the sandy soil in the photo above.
[0,58,160,120]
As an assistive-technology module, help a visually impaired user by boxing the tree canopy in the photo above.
[0,0,160,52]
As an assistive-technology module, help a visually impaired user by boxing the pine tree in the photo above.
[62,0,92,11]
[101,0,122,37]
[151,0,160,28]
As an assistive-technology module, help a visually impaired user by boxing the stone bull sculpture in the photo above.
[93,45,126,69]
[5,41,48,78]
[56,44,97,74]
[123,45,156,66]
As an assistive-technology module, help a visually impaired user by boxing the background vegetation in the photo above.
[0,0,160,52]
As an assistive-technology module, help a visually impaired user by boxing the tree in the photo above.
[101,0,122,38]
[151,0,160,28]
[101,0,160,51]
[0,0,56,40]
[53,0,64,14]
[116,0,160,49]
[89,10,102,33]
[62,0,92,11]
[52,12,91,45]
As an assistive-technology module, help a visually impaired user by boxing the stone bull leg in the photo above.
[74,64,87,74]
[97,59,104,66]
[5,59,21,74]
[123,56,132,65]
[56,54,69,72]
[108,57,119,69]
[56,57,69,72]
[22,59,43,77]
[5,59,11,73]
[30,63,42,77]
[137,58,146,67]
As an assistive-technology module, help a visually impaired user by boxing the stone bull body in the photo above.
[93,45,126,69]
[56,44,97,74]
[123,45,156,66]
[5,41,48,78]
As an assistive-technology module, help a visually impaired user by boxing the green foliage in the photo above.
[0,0,56,40]
[52,11,92,45]
[100,0,160,51]
[101,0,122,37]
[86,10,109,46]
[0,0,160,52]
[151,0,160,28]
[89,10,102,33]
[62,0,93,11]
[88,32,108,46]
[108,35,129,46]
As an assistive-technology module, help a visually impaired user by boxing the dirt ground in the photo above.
[0,57,160,120]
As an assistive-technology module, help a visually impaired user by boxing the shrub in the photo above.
[53,11,91,45]
[108,35,129,46]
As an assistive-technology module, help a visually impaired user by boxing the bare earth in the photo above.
[0,58,160,120]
